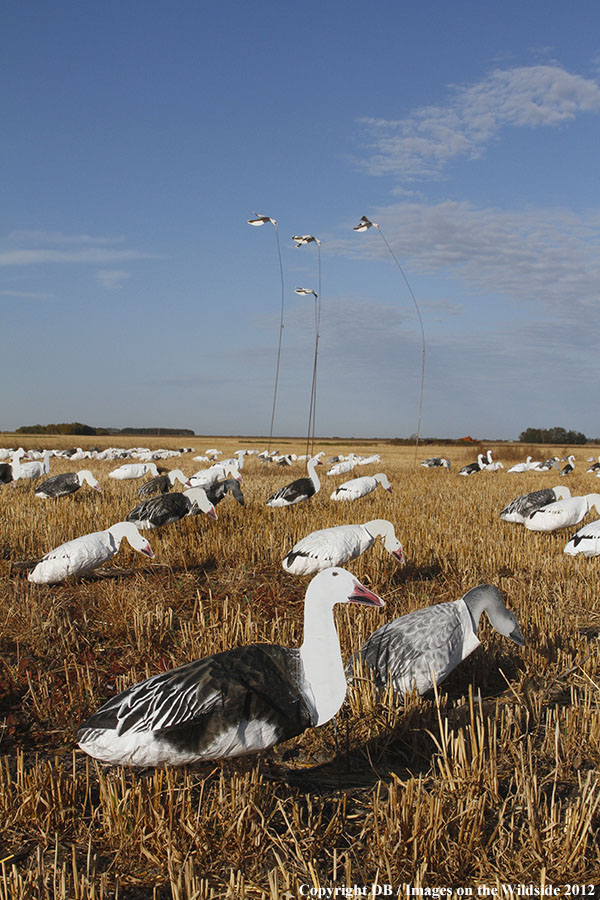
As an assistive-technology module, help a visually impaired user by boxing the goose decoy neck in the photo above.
[463,584,525,646]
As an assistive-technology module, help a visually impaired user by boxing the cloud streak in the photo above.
[357,65,600,179]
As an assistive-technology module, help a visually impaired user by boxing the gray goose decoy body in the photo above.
[35,470,101,498]
[0,463,13,484]
[421,457,451,469]
[500,486,571,524]
[204,478,245,507]
[266,456,322,507]
[137,469,190,498]
[347,584,524,699]
[126,487,216,529]
[77,567,384,766]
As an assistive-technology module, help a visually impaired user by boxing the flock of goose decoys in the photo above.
[9,441,597,768]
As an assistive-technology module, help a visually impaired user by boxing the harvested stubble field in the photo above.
[1,434,600,898]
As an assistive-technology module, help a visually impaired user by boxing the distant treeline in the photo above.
[519,427,588,444]
[15,423,195,436]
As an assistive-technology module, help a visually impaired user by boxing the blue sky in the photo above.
[2,1,600,439]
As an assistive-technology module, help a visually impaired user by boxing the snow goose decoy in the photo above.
[532,457,560,472]
[507,456,535,474]
[137,469,190,498]
[560,455,575,476]
[327,458,358,477]
[28,522,154,584]
[109,463,161,481]
[500,486,571,524]
[187,462,241,489]
[421,457,451,469]
[330,473,392,502]
[126,487,217,529]
[77,567,384,767]
[12,449,52,482]
[458,454,485,476]
[283,520,405,576]
[564,519,600,557]
[35,470,101,498]
[347,584,524,699]
[524,493,600,532]
[266,456,322,507]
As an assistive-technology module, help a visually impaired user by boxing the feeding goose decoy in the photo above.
[187,462,241,489]
[524,493,600,532]
[137,469,190,498]
[126,487,217,529]
[282,520,405,576]
[12,449,52,482]
[347,584,524,699]
[109,463,161,481]
[35,470,102,498]
[532,457,560,472]
[327,458,358,476]
[28,522,154,584]
[77,567,384,767]
[204,477,245,507]
[564,519,600,557]
[500,486,572,524]
[421,457,451,469]
[266,456,322,507]
[330,473,392,502]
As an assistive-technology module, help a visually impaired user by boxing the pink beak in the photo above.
[206,506,218,520]
[142,544,155,558]
[348,580,385,608]
[392,546,406,564]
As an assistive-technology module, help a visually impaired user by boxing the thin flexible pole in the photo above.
[376,226,425,466]
[310,242,322,456]
[267,224,285,453]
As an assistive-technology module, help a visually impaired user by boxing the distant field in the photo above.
[1,434,599,896]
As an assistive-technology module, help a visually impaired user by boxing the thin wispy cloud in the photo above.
[95,269,132,289]
[0,289,54,300]
[0,248,152,266]
[357,65,600,179]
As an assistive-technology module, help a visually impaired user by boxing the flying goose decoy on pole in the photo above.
[77,567,385,767]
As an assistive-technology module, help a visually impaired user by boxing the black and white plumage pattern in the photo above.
[282,520,404,576]
[421,457,451,469]
[564,519,600,557]
[266,456,321,507]
[35,470,101,498]
[137,469,190,498]
[126,487,216,529]
[500,486,571,524]
[458,454,484,476]
[77,567,384,766]
[330,473,392,502]
[204,478,245,507]
[347,585,524,699]
[560,455,575,476]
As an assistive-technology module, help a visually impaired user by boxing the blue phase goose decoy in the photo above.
[266,456,322,507]
[282,520,405,576]
[0,463,13,484]
[28,522,154,584]
[421,457,451,469]
[330,473,392,502]
[560,455,575,476]
[458,454,485,476]
[500,486,571,524]
[524,493,600,532]
[204,477,245,507]
[347,584,524,698]
[564,519,600,557]
[126,487,217,529]
[35,470,102,498]
[137,469,190,498]
[586,457,600,473]
[77,567,385,767]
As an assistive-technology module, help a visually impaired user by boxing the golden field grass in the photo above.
[1,434,600,897]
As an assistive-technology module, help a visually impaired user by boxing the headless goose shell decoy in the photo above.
[330,473,392,502]
[28,522,154,584]
[564,519,600,557]
[77,567,385,767]
[421,457,451,469]
[137,469,190,498]
[283,520,405,576]
[35,470,101,498]
[524,493,600,532]
[109,463,161,481]
[500,486,571,524]
[126,487,217,529]
[266,456,322,507]
[347,584,524,699]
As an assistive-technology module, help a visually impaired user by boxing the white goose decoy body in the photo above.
[109,463,160,481]
[564,519,600,557]
[266,456,322,507]
[77,567,384,767]
[524,493,600,532]
[282,520,405,576]
[12,449,52,481]
[500,486,571,524]
[347,584,524,698]
[458,454,484,476]
[126,487,217,529]
[507,456,534,474]
[35,470,101,498]
[28,522,154,584]
[330,473,392,502]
